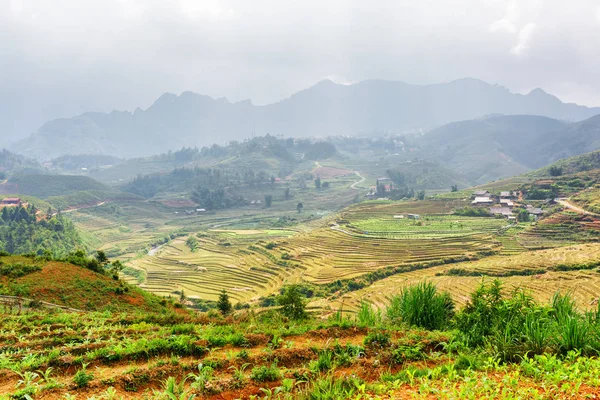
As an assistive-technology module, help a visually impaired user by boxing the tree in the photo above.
[277,285,306,320]
[270,176,276,185]
[417,190,426,200]
[451,185,458,192]
[297,202,304,213]
[110,260,124,279]
[95,250,108,266]
[284,187,291,200]
[517,209,530,222]
[322,182,330,189]
[314,177,321,190]
[186,236,199,252]
[217,289,232,315]
[549,165,563,176]
[376,182,386,197]
[264,194,273,208]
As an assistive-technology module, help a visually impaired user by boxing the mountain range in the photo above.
[10,78,600,160]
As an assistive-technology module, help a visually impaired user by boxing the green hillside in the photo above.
[0,253,176,312]
[6,174,108,198]
[529,150,600,177]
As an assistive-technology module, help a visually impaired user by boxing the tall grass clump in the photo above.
[356,300,381,327]
[386,282,454,330]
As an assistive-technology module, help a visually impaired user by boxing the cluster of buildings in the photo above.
[471,190,544,220]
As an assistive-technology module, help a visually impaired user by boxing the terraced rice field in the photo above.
[518,211,600,249]
[281,228,499,284]
[328,243,600,313]
[350,215,507,239]
[127,230,304,303]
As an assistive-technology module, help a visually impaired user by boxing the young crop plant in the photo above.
[73,363,94,388]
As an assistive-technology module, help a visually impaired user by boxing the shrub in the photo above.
[250,364,282,382]
[386,282,454,330]
[390,344,426,365]
[0,263,42,278]
[364,331,391,349]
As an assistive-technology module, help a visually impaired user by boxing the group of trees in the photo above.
[0,205,81,256]
[217,285,307,320]
[191,186,246,210]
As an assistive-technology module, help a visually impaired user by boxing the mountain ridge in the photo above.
[10,78,600,160]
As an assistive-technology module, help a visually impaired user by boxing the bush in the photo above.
[250,364,282,382]
[386,282,454,330]
[390,344,426,365]
[364,331,391,349]
[0,263,42,278]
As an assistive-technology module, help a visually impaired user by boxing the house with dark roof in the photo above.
[1,198,21,206]
[526,205,544,220]
[489,207,513,218]
[473,190,490,197]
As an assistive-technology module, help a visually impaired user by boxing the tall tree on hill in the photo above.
[284,187,291,200]
[217,289,232,315]
[264,194,273,208]
[297,202,303,213]
[277,285,306,320]
[315,177,321,190]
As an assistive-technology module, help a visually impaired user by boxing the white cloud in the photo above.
[511,22,537,56]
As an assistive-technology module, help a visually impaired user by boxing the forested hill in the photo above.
[0,149,41,177]
[11,78,600,159]
[0,204,81,256]
[528,150,600,177]
[418,114,600,184]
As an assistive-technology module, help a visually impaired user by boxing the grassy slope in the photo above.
[528,150,600,177]
[0,255,171,313]
[6,174,108,198]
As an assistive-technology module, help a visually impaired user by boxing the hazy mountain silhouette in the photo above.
[419,113,600,183]
[10,78,600,159]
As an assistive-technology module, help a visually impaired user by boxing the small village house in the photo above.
[472,196,493,205]
[1,197,21,206]
[489,207,513,218]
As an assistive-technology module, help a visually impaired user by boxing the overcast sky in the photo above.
[2,0,600,140]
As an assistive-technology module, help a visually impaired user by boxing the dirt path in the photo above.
[53,201,107,216]
[558,198,600,217]
[148,243,165,256]
[350,171,366,190]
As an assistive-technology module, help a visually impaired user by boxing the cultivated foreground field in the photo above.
[3,278,600,399]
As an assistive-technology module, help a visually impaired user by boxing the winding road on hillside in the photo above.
[350,171,366,190]
[557,198,600,217]
[50,201,108,216]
